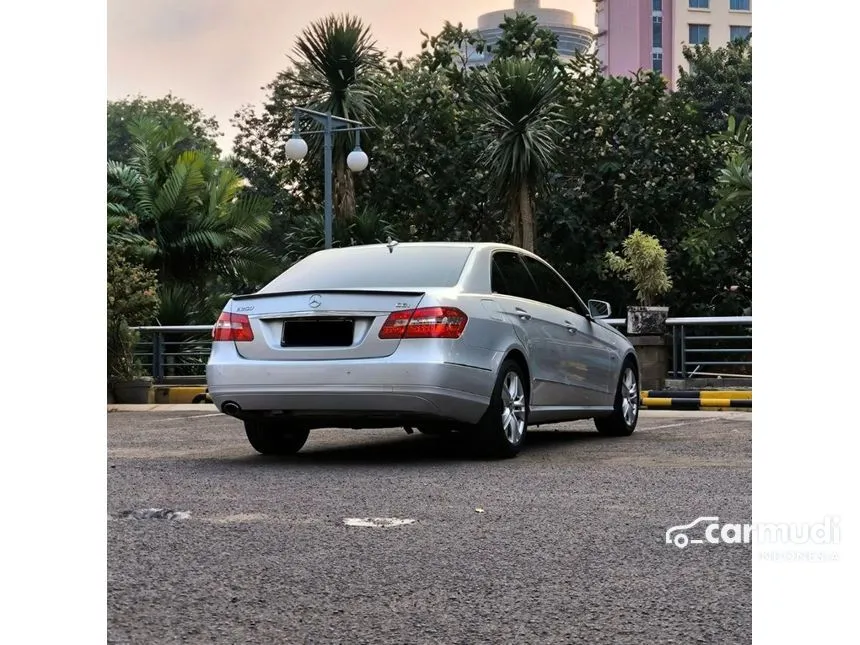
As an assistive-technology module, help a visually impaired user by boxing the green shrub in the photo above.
[605,230,673,307]
[107,245,160,380]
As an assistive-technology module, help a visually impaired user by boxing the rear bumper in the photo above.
[206,344,495,425]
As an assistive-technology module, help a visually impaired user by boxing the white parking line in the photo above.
[343,517,417,528]
[159,413,224,422]
[645,419,714,430]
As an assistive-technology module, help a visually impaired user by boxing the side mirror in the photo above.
[587,299,612,320]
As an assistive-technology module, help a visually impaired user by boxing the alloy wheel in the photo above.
[621,367,639,426]
[500,371,527,444]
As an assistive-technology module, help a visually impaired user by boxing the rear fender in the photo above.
[497,342,533,391]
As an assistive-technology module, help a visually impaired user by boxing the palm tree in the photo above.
[471,58,566,251]
[108,117,277,322]
[290,14,383,222]
[281,206,400,265]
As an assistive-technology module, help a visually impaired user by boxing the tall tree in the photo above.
[107,93,222,163]
[471,58,566,250]
[680,116,752,314]
[289,14,384,222]
[676,37,752,134]
[357,57,503,244]
[417,21,487,83]
[489,13,560,66]
[534,57,726,312]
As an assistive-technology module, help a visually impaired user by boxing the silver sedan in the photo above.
[206,242,640,458]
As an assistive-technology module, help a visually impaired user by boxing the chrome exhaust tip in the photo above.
[222,402,241,417]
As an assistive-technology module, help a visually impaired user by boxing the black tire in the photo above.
[471,359,529,459]
[244,419,310,455]
[595,360,639,437]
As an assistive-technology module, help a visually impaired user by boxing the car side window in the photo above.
[491,252,539,301]
[491,255,511,295]
[521,256,589,316]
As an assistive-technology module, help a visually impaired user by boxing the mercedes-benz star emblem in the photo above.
[309,294,322,309]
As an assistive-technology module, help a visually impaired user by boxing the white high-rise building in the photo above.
[466,0,596,67]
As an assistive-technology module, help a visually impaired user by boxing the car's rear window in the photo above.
[259,245,474,293]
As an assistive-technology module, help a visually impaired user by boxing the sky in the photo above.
[107,0,596,152]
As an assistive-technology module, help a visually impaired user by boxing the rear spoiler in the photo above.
[231,289,426,301]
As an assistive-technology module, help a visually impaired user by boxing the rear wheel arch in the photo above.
[472,357,529,458]
[503,349,531,396]
[622,351,640,380]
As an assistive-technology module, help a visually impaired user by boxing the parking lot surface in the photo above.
[108,411,751,644]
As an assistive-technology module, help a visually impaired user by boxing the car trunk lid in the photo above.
[230,290,426,361]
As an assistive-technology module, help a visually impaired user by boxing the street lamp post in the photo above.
[283,106,372,249]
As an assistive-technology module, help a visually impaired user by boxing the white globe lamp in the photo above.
[347,147,369,172]
[284,135,308,161]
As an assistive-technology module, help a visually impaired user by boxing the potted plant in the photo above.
[605,229,673,335]
[107,243,160,403]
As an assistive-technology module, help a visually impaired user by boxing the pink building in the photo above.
[595,0,752,87]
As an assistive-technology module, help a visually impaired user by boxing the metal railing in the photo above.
[132,325,213,384]
[131,315,752,384]
[667,316,752,379]
[604,316,752,378]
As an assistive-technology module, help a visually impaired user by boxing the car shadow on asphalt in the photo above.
[217,429,612,467]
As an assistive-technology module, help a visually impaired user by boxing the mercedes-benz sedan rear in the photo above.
[207,242,640,458]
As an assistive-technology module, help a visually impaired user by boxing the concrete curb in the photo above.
[149,386,211,404]
[109,404,219,412]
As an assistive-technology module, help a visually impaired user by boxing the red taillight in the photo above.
[212,312,254,342]
[378,307,468,340]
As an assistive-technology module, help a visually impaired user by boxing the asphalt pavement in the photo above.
[107,410,752,644]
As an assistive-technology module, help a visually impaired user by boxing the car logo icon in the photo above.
[309,294,322,309]
[665,516,720,549]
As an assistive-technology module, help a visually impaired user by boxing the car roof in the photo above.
[313,241,528,253]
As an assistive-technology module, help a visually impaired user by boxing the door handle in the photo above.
[515,307,531,321]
